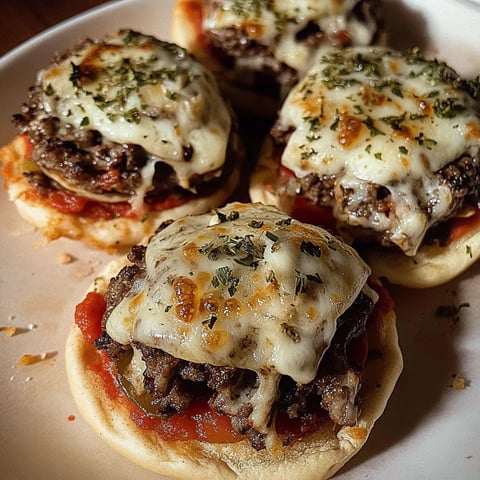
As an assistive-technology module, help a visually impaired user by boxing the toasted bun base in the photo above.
[0,136,240,252]
[171,0,281,118]
[249,137,480,288]
[362,232,480,288]
[66,256,402,480]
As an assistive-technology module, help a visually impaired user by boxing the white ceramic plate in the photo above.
[0,1,479,479]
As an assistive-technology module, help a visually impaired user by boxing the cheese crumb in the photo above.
[1,324,37,336]
[17,351,57,365]
[451,377,466,389]
[1,326,17,337]
[59,252,75,264]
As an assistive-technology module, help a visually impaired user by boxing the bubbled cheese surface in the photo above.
[39,30,231,191]
[277,47,480,255]
[107,202,371,386]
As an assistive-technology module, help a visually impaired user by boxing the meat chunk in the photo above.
[316,371,361,426]
[101,245,146,326]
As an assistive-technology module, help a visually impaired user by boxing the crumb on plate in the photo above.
[17,351,57,365]
[59,252,76,264]
[1,326,17,336]
[450,374,470,390]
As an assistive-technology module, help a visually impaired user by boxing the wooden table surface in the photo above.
[0,0,110,57]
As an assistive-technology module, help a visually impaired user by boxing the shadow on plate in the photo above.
[338,263,477,475]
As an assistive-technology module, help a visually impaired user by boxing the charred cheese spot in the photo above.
[330,293,342,304]
[200,292,220,314]
[243,20,264,38]
[173,277,199,323]
[306,306,318,321]
[294,94,324,118]
[182,242,201,263]
[466,121,480,140]
[201,328,230,351]
[223,298,242,317]
[338,115,363,148]
[416,98,433,116]
[199,292,243,319]
[393,126,414,141]
[196,271,212,287]
[247,291,269,309]
[129,292,145,314]
[360,86,389,106]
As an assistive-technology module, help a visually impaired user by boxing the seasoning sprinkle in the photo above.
[301,241,321,257]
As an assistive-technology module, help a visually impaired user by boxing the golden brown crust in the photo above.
[0,136,240,252]
[363,234,480,288]
[65,255,402,480]
[249,137,480,288]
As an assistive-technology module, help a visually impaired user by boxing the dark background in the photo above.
[0,0,109,56]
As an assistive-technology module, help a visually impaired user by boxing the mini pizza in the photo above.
[250,46,480,288]
[171,0,384,117]
[0,29,243,251]
[66,202,402,480]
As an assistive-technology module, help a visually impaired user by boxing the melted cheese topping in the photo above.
[106,202,373,432]
[277,47,480,255]
[39,30,231,194]
[204,0,377,73]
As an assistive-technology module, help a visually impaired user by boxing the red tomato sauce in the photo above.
[369,279,395,325]
[74,291,106,344]
[290,195,337,231]
[22,134,33,159]
[448,209,480,243]
[144,193,190,212]
[20,134,191,220]
[27,188,138,220]
[74,291,243,443]
[131,399,242,443]
[275,409,329,440]
[89,350,124,401]
[278,166,337,230]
